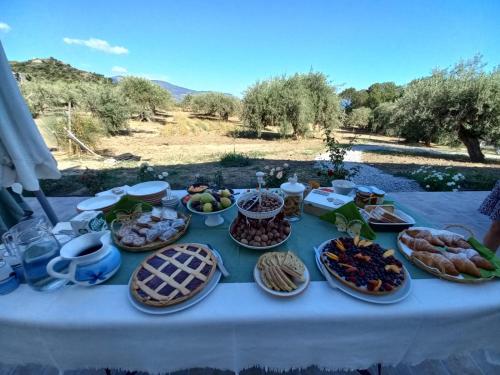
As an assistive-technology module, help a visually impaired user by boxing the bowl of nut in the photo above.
[236,191,284,220]
[229,212,291,250]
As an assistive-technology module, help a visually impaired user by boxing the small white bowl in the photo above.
[331,180,356,195]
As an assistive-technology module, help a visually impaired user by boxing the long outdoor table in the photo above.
[1,190,499,373]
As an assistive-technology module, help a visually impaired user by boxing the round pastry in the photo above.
[130,243,217,307]
[321,237,405,295]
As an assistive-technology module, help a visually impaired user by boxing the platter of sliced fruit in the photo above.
[314,236,412,304]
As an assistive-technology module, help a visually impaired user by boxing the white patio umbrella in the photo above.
[0,41,61,224]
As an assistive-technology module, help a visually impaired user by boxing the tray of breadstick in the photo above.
[397,227,499,283]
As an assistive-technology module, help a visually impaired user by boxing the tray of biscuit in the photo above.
[315,236,412,304]
[397,227,497,283]
[111,206,191,252]
[254,251,309,297]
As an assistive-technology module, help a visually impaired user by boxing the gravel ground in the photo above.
[315,150,423,192]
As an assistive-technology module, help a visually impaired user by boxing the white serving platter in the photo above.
[127,181,169,197]
[314,239,412,304]
[76,195,120,212]
[127,248,223,315]
[253,263,310,297]
[397,227,493,283]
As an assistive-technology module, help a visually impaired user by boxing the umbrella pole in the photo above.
[33,189,58,225]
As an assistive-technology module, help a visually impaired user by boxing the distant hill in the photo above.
[10,57,110,84]
[10,57,210,101]
[112,76,204,101]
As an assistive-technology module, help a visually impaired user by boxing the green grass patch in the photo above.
[219,151,252,167]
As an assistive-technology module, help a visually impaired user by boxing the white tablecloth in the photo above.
[1,278,500,373]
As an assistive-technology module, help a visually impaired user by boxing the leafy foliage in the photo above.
[242,72,341,138]
[191,92,241,120]
[393,56,500,161]
[118,77,173,120]
[85,85,130,135]
[219,151,251,167]
[346,107,372,129]
[322,128,358,180]
[45,113,102,152]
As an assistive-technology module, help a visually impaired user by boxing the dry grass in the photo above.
[37,111,499,195]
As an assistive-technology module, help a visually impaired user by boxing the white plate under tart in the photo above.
[253,264,310,297]
[314,239,412,304]
[228,218,291,250]
[127,248,223,315]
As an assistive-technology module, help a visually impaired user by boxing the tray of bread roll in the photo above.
[397,227,497,283]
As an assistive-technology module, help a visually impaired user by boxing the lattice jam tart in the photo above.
[131,243,217,307]
[320,237,405,295]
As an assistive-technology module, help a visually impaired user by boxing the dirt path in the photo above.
[315,149,423,192]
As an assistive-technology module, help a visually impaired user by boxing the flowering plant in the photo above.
[411,166,465,192]
[263,163,291,188]
[137,162,169,182]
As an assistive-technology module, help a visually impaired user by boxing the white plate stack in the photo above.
[127,181,169,205]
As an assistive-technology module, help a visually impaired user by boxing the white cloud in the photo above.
[0,22,11,32]
[111,66,128,74]
[63,37,128,55]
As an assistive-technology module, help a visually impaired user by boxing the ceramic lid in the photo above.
[371,187,385,195]
[357,186,372,194]
[280,174,305,194]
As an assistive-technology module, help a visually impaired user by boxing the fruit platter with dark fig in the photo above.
[187,189,235,213]
[230,212,291,249]
[320,236,406,295]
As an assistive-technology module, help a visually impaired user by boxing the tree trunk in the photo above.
[458,125,485,163]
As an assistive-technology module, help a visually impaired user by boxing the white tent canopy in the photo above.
[0,41,61,223]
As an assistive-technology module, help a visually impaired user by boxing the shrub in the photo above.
[410,166,465,191]
[80,168,111,195]
[137,163,169,182]
[45,113,102,153]
[219,151,251,167]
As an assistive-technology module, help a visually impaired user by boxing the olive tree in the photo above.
[371,102,397,134]
[242,72,341,138]
[346,107,372,129]
[85,85,130,134]
[118,77,173,121]
[191,92,240,121]
[394,56,500,162]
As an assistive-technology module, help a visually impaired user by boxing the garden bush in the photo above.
[219,151,251,167]
[45,113,102,153]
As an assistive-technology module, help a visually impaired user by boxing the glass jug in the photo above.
[2,217,67,291]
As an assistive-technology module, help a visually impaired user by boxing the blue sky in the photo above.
[1,0,499,96]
